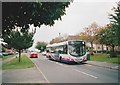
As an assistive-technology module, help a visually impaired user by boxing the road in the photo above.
[29,53,119,83]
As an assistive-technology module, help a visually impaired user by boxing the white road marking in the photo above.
[55,62,62,65]
[34,63,50,83]
[72,69,98,79]
[47,60,69,67]
[86,64,92,66]
[55,62,70,67]
[49,60,54,63]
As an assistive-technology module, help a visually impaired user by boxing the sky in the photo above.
[29,0,118,50]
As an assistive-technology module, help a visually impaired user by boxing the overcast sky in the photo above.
[29,0,118,50]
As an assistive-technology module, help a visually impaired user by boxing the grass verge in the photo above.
[90,53,120,64]
[3,54,34,70]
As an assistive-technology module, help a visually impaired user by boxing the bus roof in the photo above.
[46,41,68,48]
[47,40,84,48]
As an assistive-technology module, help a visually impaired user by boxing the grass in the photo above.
[2,54,15,60]
[0,61,1,69]
[90,53,120,64]
[3,54,34,70]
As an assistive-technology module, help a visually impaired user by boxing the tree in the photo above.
[109,2,120,45]
[79,22,100,55]
[96,24,117,57]
[95,26,106,52]
[2,1,72,61]
[79,22,99,48]
[4,28,34,62]
[35,42,47,52]
[2,2,72,36]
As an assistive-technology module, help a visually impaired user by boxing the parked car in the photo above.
[0,53,3,58]
[2,52,9,56]
[30,52,38,58]
[15,52,19,54]
[42,51,47,56]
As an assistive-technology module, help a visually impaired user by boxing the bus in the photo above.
[46,40,87,63]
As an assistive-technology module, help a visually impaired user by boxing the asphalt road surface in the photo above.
[29,53,119,83]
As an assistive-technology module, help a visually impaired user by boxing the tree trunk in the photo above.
[90,41,94,55]
[110,45,116,57]
[90,41,93,48]
[106,46,109,54]
[101,44,104,53]
[112,45,115,53]
[18,50,21,62]
[95,44,97,53]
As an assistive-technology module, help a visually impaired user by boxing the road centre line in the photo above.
[34,63,50,83]
[72,69,98,79]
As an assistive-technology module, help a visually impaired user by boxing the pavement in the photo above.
[86,60,119,70]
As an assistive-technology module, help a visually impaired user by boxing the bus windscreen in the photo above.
[68,41,86,57]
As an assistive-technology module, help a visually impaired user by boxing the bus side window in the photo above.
[63,45,67,54]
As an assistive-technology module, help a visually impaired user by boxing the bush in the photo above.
[110,52,117,58]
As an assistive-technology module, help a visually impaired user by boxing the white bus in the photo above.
[46,40,87,63]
